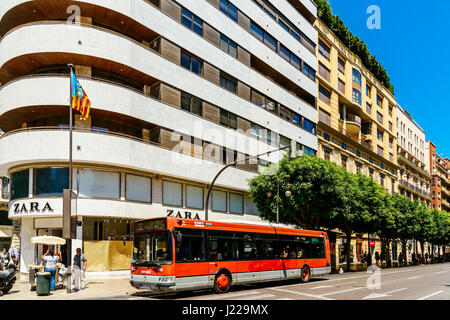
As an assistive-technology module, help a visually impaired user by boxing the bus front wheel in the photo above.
[300,266,310,283]
[213,273,231,294]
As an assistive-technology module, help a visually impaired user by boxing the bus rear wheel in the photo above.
[300,266,310,283]
[213,273,231,294]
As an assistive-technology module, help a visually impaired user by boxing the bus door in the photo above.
[206,231,236,281]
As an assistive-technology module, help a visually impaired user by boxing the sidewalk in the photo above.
[1,274,139,300]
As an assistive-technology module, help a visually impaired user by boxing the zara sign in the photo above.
[8,199,61,218]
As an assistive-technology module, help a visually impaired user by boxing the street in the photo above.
[91,262,450,301]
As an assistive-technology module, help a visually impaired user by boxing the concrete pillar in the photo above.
[120,172,126,201]
[19,217,34,274]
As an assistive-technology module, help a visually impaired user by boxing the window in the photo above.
[162,180,182,207]
[279,44,301,69]
[219,109,237,129]
[338,79,345,93]
[369,168,374,178]
[352,88,361,105]
[377,129,383,141]
[126,174,151,203]
[180,52,203,75]
[250,21,264,42]
[352,68,362,86]
[388,121,392,132]
[181,92,202,116]
[311,237,325,258]
[323,133,330,141]
[250,22,276,51]
[185,185,204,209]
[341,156,347,170]
[78,169,120,199]
[219,0,237,21]
[220,34,237,58]
[302,63,316,81]
[388,105,393,116]
[175,229,205,262]
[181,8,203,36]
[11,169,29,200]
[220,74,237,93]
[229,193,243,214]
[389,137,393,148]
[377,95,383,107]
[33,167,69,197]
[377,112,383,124]
[318,39,330,60]
[319,62,330,81]
[380,174,385,186]
[319,85,331,105]
[304,146,316,156]
[356,162,362,173]
[366,85,371,97]
[303,118,316,134]
[377,146,383,157]
[251,90,277,113]
[208,231,235,260]
[324,148,331,161]
[212,190,227,212]
[338,57,345,73]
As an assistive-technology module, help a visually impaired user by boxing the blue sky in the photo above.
[327,0,450,157]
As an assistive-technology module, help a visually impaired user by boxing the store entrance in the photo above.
[36,228,68,266]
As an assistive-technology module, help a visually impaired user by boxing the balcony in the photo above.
[443,199,450,210]
[397,153,430,177]
[345,114,361,135]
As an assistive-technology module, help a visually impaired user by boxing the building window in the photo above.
[126,174,151,203]
[212,190,227,212]
[219,0,238,22]
[369,168,374,178]
[10,169,29,200]
[352,88,361,105]
[377,95,383,107]
[323,148,331,161]
[319,85,331,105]
[377,111,383,124]
[251,90,277,113]
[180,52,203,75]
[185,184,204,209]
[352,69,362,86]
[181,8,203,36]
[356,162,362,173]
[389,153,393,162]
[318,39,330,60]
[220,33,237,58]
[78,169,120,199]
[220,74,237,93]
[229,193,243,214]
[366,85,371,97]
[250,21,277,51]
[279,44,301,70]
[319,62,330,81]
[220,109,237,129]
[163,180,183,207]
[388,105,393,116]
[338,79,345,93]
[304,146,316,156]
[341,156,347,170]
[377,129,383,141]
[181,91,203,116]
[366,103,372,115]
[323,133,330,141]
[377,145,383,157]
[302,63,316,81]
[34,167,69,197]
[338,57,345,73]
[303,118,316,134]
[388,121,392,132]
[380,174,385,186]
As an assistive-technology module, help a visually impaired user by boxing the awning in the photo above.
[31,235,66,245]
[0,228,12,238]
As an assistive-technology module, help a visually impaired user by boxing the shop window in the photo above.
[162,180,183,207]
[229,192,243,214]
[212,190,227,212]
[78,169,120,199]
[185,184,204,209]
[126,174,151,203]
[33,167,69,197]
[10,169,29,200]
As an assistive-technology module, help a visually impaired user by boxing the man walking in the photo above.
[72,248,87,291]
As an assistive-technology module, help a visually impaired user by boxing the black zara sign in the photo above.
[166,209,200,220]
[13,201,54,214]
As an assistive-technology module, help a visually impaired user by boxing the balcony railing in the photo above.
[397,153,430,176]
[346,114,361,125]
[399,180,432,198]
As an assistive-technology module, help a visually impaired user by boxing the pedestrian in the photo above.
[363,251,368,266]
[42,249,60,292]
[0,247,9,269]
[8,245,19,266]
[375,251,380,266]
[425,252,429,264]
[72,248,87,291]
[398,252,403,267]
[412,252,416,265]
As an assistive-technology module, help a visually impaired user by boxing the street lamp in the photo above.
[267,181,292,224]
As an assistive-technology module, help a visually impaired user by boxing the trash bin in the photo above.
[36,272,51,295]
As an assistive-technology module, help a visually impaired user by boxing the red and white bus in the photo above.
[129,217,331,293]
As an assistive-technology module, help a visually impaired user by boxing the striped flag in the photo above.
[71,70,91,118]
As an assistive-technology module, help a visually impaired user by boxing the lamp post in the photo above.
[204,145,292,221]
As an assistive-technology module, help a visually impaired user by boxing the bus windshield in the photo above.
[133,231,172,266]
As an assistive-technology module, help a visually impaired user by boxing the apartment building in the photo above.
[396,104,432,207]
[0,0,318,273]
[426,141,450,212]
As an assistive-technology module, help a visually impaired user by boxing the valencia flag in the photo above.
[71,70,91,118]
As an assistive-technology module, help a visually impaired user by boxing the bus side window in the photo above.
[175,229,205,262]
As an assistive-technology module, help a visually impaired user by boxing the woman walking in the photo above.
[42,249,60,291]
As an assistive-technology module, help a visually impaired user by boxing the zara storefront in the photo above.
[8,164,261,274]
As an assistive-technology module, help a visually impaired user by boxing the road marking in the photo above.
[233,294,274,300]
[320,286,366,296]
[407,276,421,279]
[417,290,443,300]
[310,281,355,290]
[361,288,407,300]
[309,285,334,290]
[434,271,446,274]
[206,291,261,300]
[384,287,407,294]
[277,298,294,300]
[269,287,335,300]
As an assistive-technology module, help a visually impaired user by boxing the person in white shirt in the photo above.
[42,249,60,291]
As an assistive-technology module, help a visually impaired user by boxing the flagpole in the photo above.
[67,63,74,293]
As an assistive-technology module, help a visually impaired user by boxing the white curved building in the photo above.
[0,0,318,273]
